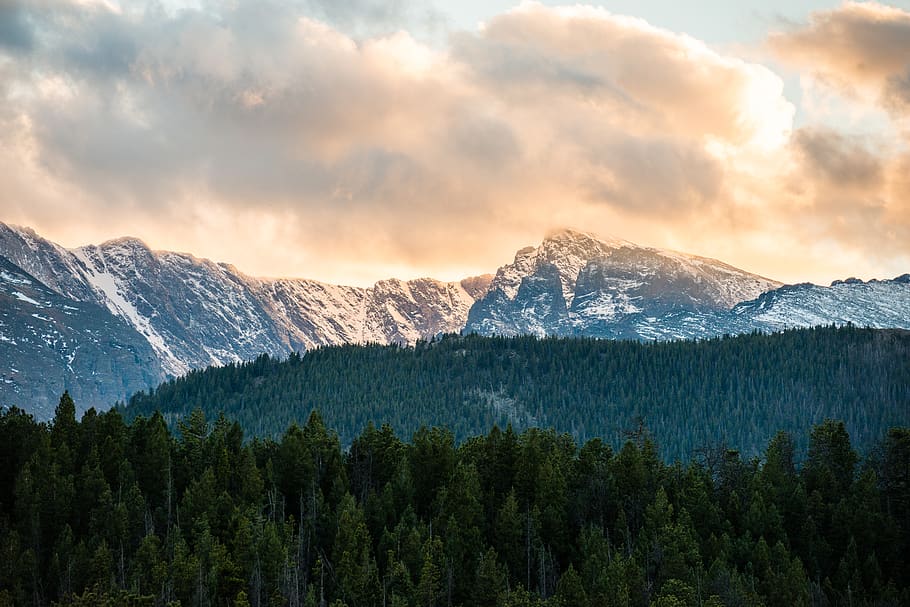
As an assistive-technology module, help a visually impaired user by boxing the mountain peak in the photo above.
[542,227,634,249]
[2,222,40,239]
[468,228,788,336]
[508,229,642,306]
[98,236,153,252]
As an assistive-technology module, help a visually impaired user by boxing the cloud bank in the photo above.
[769,1,910,116]
[0,0,907,284]
[769,2,910,270]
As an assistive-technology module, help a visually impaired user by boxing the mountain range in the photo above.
[1,222,907,418]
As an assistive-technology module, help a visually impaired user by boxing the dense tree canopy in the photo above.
[122,327,910,460]
[1,396,909,606]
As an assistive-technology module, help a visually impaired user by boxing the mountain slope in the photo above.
[735,275,910,329]
[122,327,910,460]
[70,240,293,376]
[0,257,162,418]
[361,278,479,344]
[0,223,491,416]
[250,275,484,350]
[0,224,98,302]
[465,229,782,338]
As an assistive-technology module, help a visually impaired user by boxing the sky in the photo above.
[1,0,909,286]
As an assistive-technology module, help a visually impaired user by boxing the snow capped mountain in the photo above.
[488,230,635,305]
[251,277,367,350]
[0,255,161,418]
[362,278,479,344]
[466,229,782,338]
[69,240,288,376]
[466,229,909,340]
[734,275,910,330]
[0,223,491,416]
[0,224,98,302]
[0,222,907,418]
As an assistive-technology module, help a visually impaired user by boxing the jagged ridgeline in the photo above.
[121,326,910,460]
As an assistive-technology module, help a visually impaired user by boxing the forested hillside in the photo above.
[123,327,910,460]
[1,397,908,606]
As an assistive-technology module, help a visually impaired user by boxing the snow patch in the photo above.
[1,271,31,285]
[12,292,41,306]
[71,248,187,376]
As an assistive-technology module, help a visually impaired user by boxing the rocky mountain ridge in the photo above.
[1,222,907,417]
[0,223,488,415]
[465,229,785,338]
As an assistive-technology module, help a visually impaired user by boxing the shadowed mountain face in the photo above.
[1,222,908,418]
[0,256,162,419]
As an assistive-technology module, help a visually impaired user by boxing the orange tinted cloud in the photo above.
[769,1,910,115]
[0,0,906,286]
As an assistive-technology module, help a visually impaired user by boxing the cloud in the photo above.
[770,125,909,273]
[769,1,910,116]
[884,68,910,115]
[760,2,910,274]
[297,0,443,38]
[0,1,34,52]
[456,4,793,148]
[0,0,905,285]
[792,128,884,189]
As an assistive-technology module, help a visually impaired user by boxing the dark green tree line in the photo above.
[121,327,910,461]
[1,394,909,606]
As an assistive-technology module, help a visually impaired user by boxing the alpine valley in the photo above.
[1,222,908,419]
